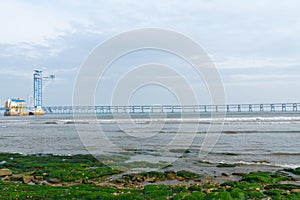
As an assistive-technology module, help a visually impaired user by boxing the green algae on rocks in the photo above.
[0,153,299,200]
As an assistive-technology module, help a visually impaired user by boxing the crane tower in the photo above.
[33,70,55,114]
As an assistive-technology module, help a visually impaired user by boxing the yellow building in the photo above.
[4,98,29,116]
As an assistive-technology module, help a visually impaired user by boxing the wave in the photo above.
[223,130,300,134]
[198,159,300,169]
[1,114,300,125]
[269,152,300,156]
[0,120,30,124]
[27,115,300,124]
[211,152,300,156]
[29,118,300,124]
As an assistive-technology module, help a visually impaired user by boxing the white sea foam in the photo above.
[200,159,300,169]
[36,116,300,125]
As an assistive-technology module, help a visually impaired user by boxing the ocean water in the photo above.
[0,112,299,170]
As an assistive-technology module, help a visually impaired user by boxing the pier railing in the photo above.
[0,103,298,115]
[38,103,299,114]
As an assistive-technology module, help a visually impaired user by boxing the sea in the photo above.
[0,112,299,175]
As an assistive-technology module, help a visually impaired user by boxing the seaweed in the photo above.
[0,153,299,200]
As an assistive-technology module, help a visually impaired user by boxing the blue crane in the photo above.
[33,70,55,114]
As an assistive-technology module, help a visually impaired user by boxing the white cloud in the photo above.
[214,56,300,69]
[0,1,78,46]
[0,0,300,104]
[231,74,300,81]
[0,68,32,80]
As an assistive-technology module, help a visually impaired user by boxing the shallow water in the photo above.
[0,112,299,169]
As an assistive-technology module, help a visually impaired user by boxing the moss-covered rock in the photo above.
[176,170,200,180]
[284,167,300,175]
[230,188,246,200]
[184,191,206,200]
[217,163,237,168]
[143,185,172,199]
[0,153,299,200]
[204,191,233,200]
[265,184,300,190]
[241,172,287,184]
[188,185,202,192]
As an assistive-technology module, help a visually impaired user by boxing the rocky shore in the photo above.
[0,153,299,199]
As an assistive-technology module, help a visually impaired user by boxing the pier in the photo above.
[40,103,299,114]
[1,103,299,115]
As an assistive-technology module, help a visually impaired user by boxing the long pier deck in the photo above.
[40,103,299,114]
[0,103,299,115]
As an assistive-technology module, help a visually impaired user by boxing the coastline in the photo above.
[0,153,299,199]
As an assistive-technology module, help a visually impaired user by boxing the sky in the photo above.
[0,0,300,106]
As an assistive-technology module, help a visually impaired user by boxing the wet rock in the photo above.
[2,175,10,181]
[114,178,125,184]
[116,185,124,190]
[232,172,245,176]
[144,177,155,183]
[11,171,36,181]
[136,177,144,182]
[42,181,55,186]
[253,160,270,163]
[11,174,23,181]
[194,178,202,182]
[217,163,237,168]
[24,171,35,175]
[161,164,172,169]
[32,179,40,184]
[23,176,34,184]
[222,173,229,177]
[0,168,12,176]
[35,176,44,181]
[184,149,191,153]
[48,178,61,183]
[165,171,177,180]
[291,189,300,193]
[62,182,71,186]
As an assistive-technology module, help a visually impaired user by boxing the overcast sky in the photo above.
[0,0,299,106]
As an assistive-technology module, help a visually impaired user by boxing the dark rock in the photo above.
[144,177,155,183]
[222,173,229,177]
[184,149,191,153]
[48,178,61,183]
[232,172,245,176]
[217,163,237,168]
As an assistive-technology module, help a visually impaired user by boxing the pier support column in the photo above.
[260,104,264,112]
[249,104,252,112]
[293,103,297,111]
[238,105,241,112]
[271,104,275,112]
[282,104,286,112]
